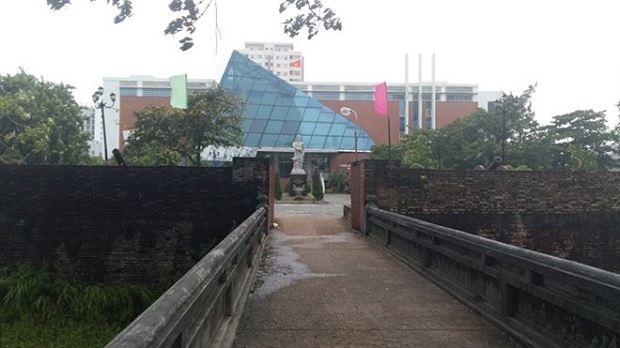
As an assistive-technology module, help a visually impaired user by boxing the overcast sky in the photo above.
[1,0,619,126]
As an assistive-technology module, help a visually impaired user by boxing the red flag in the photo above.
[290,59,302,68]
[374,82,388,116]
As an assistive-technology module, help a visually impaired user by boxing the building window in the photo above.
[142,88,171,97]
[119,87,138,96]
[446,93,473,101]
[312,91,340,100]
[344,92,373,100]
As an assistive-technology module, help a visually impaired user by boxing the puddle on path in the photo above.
[250,230,349,298]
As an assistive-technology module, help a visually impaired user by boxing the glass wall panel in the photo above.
[219,51,375,150]
[245,104,260,117]
[275,92,294,106]
[313,123,332,136]
[329,123,346,137]
[265,120,283,133]
[245,133,262,146]
[262,91,277,105]
[247,91,263,104]
[282,121,300,135]
[271,106,289,120]
[293,94,309,108]
[326,136,342,148]
[242,119,252,132]
[308,136,327,148]
[238,77,254,90]
[298,122,316,134]
[250,120,267,133]
[340,137,355,149]
[256,105,273,119]
[261,134,279,146]
[277,134,295,147]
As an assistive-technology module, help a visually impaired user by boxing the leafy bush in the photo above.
[0,266,159,347]
[311,170,324,200]
[329,169,349,193]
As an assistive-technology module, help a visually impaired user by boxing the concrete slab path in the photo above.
[233,195,522,347]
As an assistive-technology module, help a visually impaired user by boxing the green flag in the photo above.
[169,74,188,109]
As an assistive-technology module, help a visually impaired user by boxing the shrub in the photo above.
[0,266,159,347]
[0,266,156,325]
[329,169,349,193]
[311,170,324,200]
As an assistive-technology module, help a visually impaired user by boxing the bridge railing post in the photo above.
[364,195,378,236]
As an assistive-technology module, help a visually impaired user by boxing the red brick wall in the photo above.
[358,160,620,272]
[328,152,370,174]
[0,158,271,287]
[321,100,400,145]
[118,96,169,149]
[435,102,478,128]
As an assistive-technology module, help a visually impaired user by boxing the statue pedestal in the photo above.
[289,174,307,199]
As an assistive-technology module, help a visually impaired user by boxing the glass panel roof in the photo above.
[220,51,374,150]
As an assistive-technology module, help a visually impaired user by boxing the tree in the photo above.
[311,169,323,200]
[400,129,436,169]
[370,142,406,161]
[46,0,342,51]
[124,87,243,166]
[0,70,89,165]
[542,110,617,170]
[436,85,549,170]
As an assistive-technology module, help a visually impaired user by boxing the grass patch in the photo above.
[0,266,158,347]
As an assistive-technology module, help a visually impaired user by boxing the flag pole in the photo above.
[374,82,391,159]
[387,116,392,160]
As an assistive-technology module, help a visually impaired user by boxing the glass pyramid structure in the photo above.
[220,51,374,151]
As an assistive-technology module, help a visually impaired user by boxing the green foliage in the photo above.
[0,266,158,346]
[311,170,324,200]
[274,170,283,200]
[541,109,618,170]
[124,88,243,166]
[0,318,121,348]
[400,129,436,169]
[370,142,406,161]
[329,169,349,193]
[0,70,89,165]
[387,85,620,172]
[47,0,341,51]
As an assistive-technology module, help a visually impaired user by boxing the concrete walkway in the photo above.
[233,195,522,347]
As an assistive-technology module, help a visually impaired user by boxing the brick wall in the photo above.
[358,160,620,272]
[0,158,271,287]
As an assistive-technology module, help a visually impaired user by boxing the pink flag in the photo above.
[374,82,389,116]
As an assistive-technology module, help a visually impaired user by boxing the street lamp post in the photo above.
[92,86,116,161]
[340,107,359,162]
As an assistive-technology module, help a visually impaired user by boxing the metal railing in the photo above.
[365,195,620,348]
[107,196,269,348]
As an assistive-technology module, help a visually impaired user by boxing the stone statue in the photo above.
[291,135,305,175]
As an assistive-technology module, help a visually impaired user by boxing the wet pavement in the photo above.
[233,194,522,348]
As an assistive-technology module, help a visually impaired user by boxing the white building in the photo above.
[291,81,501,111]
[80,107,102,157]
[238,42,304,82]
